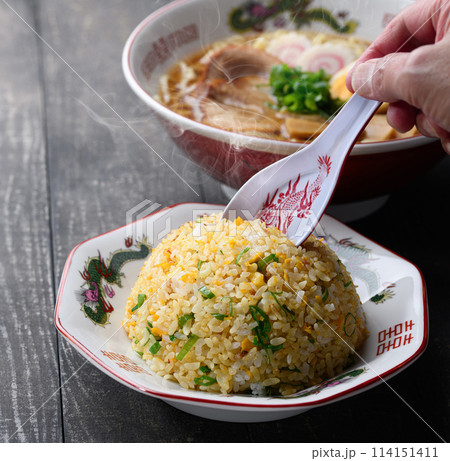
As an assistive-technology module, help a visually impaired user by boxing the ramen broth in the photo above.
[158,30,417,142]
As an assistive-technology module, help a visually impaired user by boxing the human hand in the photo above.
[346,0,450,154]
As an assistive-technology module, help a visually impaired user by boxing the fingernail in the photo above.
[351,61,377,96]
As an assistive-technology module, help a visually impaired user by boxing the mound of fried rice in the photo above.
[123,214,367,396]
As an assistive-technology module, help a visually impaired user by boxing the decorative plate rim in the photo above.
[55,202,428,409]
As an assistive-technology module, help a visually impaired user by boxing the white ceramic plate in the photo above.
[55,203,427,422]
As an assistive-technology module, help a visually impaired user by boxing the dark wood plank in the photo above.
[38,0,249,442]
[34,0,449,442]
[0,0,62,443]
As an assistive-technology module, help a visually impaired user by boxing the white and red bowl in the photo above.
[122,0,445,203]
[55,203,427,422]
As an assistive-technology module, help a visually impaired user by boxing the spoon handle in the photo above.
[314,94,381,154]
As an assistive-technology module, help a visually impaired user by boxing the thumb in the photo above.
[350,53,412,103]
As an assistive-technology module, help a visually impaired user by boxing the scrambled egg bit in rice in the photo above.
[123,214,367,396]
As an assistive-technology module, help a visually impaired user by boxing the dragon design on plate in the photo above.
[79,236,151,325]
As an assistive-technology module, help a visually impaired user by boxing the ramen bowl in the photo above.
[122,0,444,204]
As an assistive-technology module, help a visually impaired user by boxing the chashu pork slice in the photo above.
[199,99,281,134]
[199,44,282,83]
[205,76,275,114]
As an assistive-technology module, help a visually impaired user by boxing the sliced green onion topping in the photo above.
[169,334,176,341]
[269,291,296,320]
[135,351,143,357]
[257,254,279,272]
[248,298,283,357]
[178,313,195,328]
[221,296,233,317]
[280,304,296,320]
[194,376,217,386]
[197,260,204,270]
[200,365,211,374]
[176,334,199,361]
[235,247,250,265]
[344,312,357,337]
[249,304,271,333]
[269,64,344,117]
[266,343,284,351]
[212,313,226,320]
[131,293,147,312]
[322,287,329,302]
[199,286,215,299]
[344,280,352,287]
[149,341,161,355]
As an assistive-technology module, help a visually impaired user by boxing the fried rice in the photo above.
[123,214,367,396]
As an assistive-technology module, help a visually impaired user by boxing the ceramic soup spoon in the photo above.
[222,94,381,245]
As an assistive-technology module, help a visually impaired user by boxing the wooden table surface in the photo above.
[1,0,449,443]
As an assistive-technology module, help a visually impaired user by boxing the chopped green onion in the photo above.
[344,312,357,337]
[138,293,146,305]
[178,313,195,328]
[131,293,147,312]
[199,286,215,299]
[268,291,283,307]
[176,334,199,361]
[149,341,161,355]
[254,326,270,348]
[269,64,344,118]
[269,291,296,320]
[257,254,279,272]
[200,365,211,374]
[322,287,329,302]
[212,313,226,320]
[169,334,176,341]
[235,247,250,265]
[308,338,315,344]
[266,343,284,351]
[249,304,271,333]
[221,296,233,317]
[197,260,204,270]
[344,281,352,287]
[135,351,143,357]
[248,298,284,357]
[146,322,161,341]
[281,304,296,321]
[194,376,217,386]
